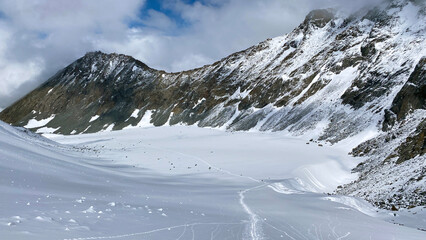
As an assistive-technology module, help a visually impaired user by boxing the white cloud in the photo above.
[98,0,384,72]
[0,23,44,99]
[0,0,143,107]
[142,9,178,31]
[0,0,384,108]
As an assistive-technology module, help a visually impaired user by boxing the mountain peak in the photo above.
[80,51,146,67]
[303,8,336,28]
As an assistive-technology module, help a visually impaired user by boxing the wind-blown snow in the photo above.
[103,123,114,132]
[229,87,251,100]
[2,121,423,239]
[89,115,99,122]
[137,110,153,128]
[123,110,154,129]
[1,2,425,237]
[36,126,59,134]
[129,109,140,118]
[24,114,55,128]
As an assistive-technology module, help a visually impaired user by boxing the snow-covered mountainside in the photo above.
[0,0,425,209]
[1,120,425,239]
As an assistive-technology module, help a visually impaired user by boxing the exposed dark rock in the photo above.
[396,120,425,164]
[382,109,397,131]
[361,42,377,57]
[302,9,335,29]
[382,57,425,131]
[391,58,426,120]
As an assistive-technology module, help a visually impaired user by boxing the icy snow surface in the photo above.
[1,122,425,239]
[89,115,99,123]
[129,109,140,118]
[24,114,55,129]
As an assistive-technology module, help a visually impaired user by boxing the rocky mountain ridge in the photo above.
[0,0,425,209]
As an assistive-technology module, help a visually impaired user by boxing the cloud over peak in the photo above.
[0,0,384,108]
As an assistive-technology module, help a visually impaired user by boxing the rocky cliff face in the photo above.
[0,0,425,209]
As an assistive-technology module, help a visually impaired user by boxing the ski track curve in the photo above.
[141,144,267,239]
[99,142,268,240]
[239,184,268,240]
[64,222,243,240]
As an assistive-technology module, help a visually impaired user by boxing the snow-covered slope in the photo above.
[0,0,424,209]
[1,120,425,239]
[338,110,425,209]
[1,0,423,138]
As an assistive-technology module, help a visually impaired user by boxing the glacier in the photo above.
[1,121,425,239]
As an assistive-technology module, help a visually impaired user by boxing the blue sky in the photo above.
[138,0,223,23]
[131,0,225,34]
[135,0,189,28]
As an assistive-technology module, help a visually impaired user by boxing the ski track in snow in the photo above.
[130,141,382,240]
[64,221,243,240]
[136,143,267,240]
[5,124,425,239]
[262,221,298,240]
[60,130,420,240]
[63,141,269,240]
[139,143,262,183]
[239,184,267,240]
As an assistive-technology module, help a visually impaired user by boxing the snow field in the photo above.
[1,122,425,239]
